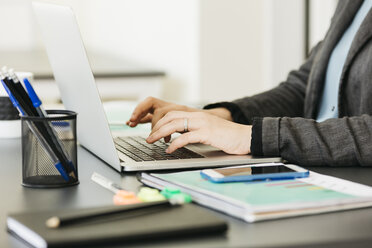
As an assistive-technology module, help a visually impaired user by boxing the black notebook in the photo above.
[7,203,228,248]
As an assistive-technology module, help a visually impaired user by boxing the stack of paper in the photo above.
[140,170,372,222]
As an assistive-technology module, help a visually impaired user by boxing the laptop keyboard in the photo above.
[114,136,205,162]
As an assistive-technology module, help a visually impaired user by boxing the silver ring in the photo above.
[184,118,188,132]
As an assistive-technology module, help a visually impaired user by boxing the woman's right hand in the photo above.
[127,97,198,128]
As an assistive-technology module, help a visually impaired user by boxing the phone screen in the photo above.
[214,165,297,177]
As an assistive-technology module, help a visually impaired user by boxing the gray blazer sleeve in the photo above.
[262,115,372,166]
[206,40,372,166]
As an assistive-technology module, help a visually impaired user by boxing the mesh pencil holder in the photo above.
[21,110,79,188]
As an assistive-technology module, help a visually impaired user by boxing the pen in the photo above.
[23,77,77,178]
[0,73,70,181]
[3,68,38,116]
[1,69,37,116]
[0,75,24,116]
[23,77,47,117]
[1,67,74,181]
[45,200,171,229]
[6,68,76,180]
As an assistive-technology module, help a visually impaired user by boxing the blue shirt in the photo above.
[316,0,372,122]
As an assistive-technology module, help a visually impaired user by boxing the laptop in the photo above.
[32,2,281,172]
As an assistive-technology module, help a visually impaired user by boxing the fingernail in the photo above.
[165,148,170,153]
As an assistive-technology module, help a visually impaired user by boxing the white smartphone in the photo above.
[200,163,309,183]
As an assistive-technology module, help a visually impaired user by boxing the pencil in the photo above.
[45,200,171,228]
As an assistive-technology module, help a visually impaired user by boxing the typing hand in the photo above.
[127,97,197,126]
[146,111,252,155]
[127,97,200,142]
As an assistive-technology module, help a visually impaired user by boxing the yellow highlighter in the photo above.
[137,187,167,202]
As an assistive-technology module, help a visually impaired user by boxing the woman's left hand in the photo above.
[146,111,252,155]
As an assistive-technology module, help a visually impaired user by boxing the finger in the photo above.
[166,131,203,153]
[127,114,151,127]
[151,109,167,129]
[150,105,181,129]
[127,113,153,127]
[138,113,153,123]
[152,111,193,135]
[129,97,160,124]
[147,119,185,143]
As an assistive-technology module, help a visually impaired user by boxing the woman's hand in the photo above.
[127,96,233,142]
[146,111,252,155]
[127,97,197,128]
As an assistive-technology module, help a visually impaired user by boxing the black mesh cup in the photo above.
[21,110,79,188]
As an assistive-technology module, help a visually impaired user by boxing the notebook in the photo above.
[32,2,281,172]
[7,203,227,248]
[140,168,372,222]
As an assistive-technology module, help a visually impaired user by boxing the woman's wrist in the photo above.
[236,124,252,154]
[204,107,233,121]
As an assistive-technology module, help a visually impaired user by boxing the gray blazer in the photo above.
[207,0,372,166]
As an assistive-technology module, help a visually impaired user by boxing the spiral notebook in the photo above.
[140,169,372,222]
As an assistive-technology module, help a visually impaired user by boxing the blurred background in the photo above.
[0,0,337,105]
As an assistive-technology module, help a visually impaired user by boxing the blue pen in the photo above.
[1,81,24,116]
[4,69,38,116]
[23,77,47,116]
[0,73,69,181]
[23,77,76,179]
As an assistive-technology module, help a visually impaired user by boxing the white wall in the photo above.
[199,0,265,102]
[309,0,338,48]
[81,0,307,103]
[0,0,87,50]
[201,0,306,102]
[0,0,336,105]
[0,0,36,50]
[263,0,305,89]
[82,0,200,103]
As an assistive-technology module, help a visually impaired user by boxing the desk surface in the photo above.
[2,138,372,248]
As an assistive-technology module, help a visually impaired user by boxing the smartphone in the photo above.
[200,163,309,183]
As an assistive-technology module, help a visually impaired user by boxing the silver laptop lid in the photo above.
[33,2,121,171]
